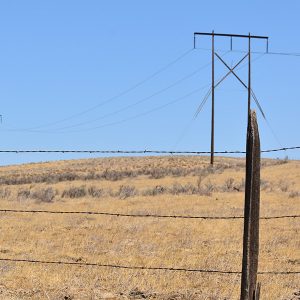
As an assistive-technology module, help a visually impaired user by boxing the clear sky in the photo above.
[0,1,299,165]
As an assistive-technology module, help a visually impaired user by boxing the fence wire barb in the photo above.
[0,209,299,220]
[0,258,298,275]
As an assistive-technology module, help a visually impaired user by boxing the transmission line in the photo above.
[8,48,194,131]
[25,60,213,133]
[195,47,300,57]
[4,85,207,134]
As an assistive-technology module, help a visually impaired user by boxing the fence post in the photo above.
[240,110,261,300]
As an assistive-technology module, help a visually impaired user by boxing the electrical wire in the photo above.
[250,89,283,148]
[13,60,213,133]
[195,47,300,57]
[4,85,207,134]
[10,48,195,131]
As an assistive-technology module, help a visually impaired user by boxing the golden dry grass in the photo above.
[0,155,299,299]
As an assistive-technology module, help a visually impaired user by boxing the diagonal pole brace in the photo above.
[214,53,248,89]
[215,53,248,89]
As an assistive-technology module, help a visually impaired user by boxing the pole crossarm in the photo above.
[193,32,269,53]
[214,53,248,89]
[194,32,269,40]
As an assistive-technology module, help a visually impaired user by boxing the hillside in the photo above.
[0,155,299,299]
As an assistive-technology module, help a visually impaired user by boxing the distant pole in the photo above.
[248,33,251,117]
[210,30,215,165]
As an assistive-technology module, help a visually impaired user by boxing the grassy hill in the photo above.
[0,155,299,299]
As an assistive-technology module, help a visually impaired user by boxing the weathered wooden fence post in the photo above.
[240,110,261,300]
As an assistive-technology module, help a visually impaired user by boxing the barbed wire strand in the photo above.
[0,258,298,275]
[0,146,298,154]
[0,208,299,220]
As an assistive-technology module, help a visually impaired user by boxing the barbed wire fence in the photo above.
[0,145,299,280]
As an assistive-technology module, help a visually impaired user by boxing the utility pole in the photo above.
[211,31,215,165]
[248,33,251,117]
[193,32,268,165]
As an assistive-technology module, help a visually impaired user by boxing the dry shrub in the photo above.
[205,180,215,193]
[142,185,166,196]
[62,186,86,199]
[168,183,196,195]
[0,172,79,185]
[148,168,167,179]
[220,178,245,192]
[234,178,245,192]
[260,179,272,192]
[116,185,137,199]
[0,188,11,199]
[87,186,103,198]
[278,180,290,192]
[224,178,235,191]
[288,191,300,198]
[168,182,212,196]
[102,170,123,181]
[31,187,56,203]
[17,189,31,199]
[100,169,137,181]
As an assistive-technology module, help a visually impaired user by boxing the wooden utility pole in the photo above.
[193,32,268,165]
[211,31,215,165]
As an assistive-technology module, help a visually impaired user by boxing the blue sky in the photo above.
[0,1,299,165]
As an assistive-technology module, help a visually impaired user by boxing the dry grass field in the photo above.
[0,155,299,300]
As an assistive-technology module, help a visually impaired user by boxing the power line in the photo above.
[195,47,300,57]
[0,208,299,220]
[20,60,213,133]
[4,51,265,135]
[46,51,228,133]
[0,146,298,154]
[8,48,195,131]
[194,87,212,118]
[4,85,208,134]
[251,89,283,148]
[171,86,211,150]
[5,51,218,135]
[262,51,300,57]
[0,258,298,275]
